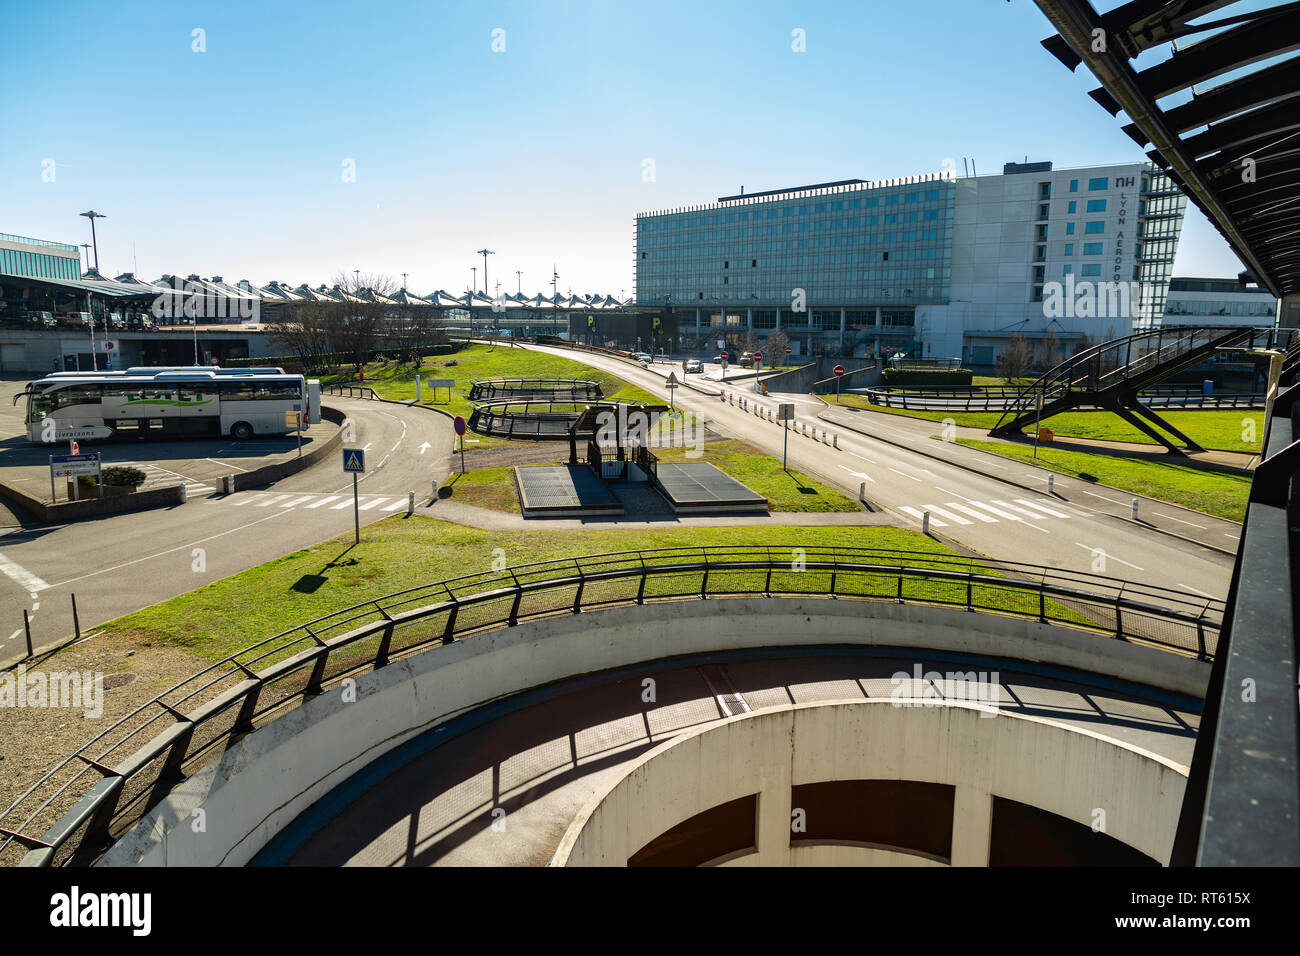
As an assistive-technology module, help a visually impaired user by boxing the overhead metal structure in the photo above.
[1035,0,1300,301]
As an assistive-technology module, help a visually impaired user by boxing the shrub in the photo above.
[880,368,974,388]
[102,465,147,487]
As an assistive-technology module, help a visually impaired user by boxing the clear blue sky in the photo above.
[0,0,1248,296]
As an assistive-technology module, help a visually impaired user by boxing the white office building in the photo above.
[634,161,1186,369]
[1160,276,1275,327]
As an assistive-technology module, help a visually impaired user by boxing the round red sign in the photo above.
[753,352,762,362]
[833,365,846,377]
[784,346,792,354]
[720,351,728,361]
[453,416,467,435]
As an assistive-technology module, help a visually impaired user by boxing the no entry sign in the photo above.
[833,365,846,377]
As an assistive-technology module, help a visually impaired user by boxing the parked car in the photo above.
[739,351,755,368]
[683,359,704,374]
[30,311,56,329]
[632,351,652,363]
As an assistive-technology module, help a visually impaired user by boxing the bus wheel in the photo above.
[230,422,254,440]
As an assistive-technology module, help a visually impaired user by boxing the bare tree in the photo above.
[1039,328,1062,370]
[325,272,398,379]
[995,334,1035,382]
[766,328,790,366]
[269,301,334,373]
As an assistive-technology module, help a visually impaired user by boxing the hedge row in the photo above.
[881,368,974,387]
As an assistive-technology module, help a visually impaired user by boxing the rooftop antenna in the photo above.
[515,270,522,294]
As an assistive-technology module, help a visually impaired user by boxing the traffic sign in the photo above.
[785,346,792,355]
[665,372,679,387]
[720,351,728,362]
[342,448,365,473]
[50,453,100,477]
[103,341,114,351]
[453,416,467,436]
[833,365,846,377]
[753,351,762,363]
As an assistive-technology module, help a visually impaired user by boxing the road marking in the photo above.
[1078,489,1128,506]
[280,496,315,508]
[1152,511,1208,529]
[848,452,877,465]
[357,497,389,511]
[331,498,355,510]
[1074,542,1144,571]
[382,499,409,511]
[1224,533,1238,540]
[887,467,922,482]
[49,510,293,589]
[1012,498,1072,519]
[254,494,291,507]
[207,458,248,473]
[229,494,263,506]
[899,505,944,527]
[0,551,51,593]
[920,504,972,525]
[306,496,341,509]
[944,502,999,523]
[1178,583,1215,598]
[838,465,874,483]
[992,500,1056,520]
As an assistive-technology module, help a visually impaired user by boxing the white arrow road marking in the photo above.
[0,551,50,593]
[419,442,432,454]
[838,465,874,483]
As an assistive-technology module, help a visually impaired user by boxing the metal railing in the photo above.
[468,378,603,401]
[865,385,1265,412]
[0,546,1222,868]
[321,383,378,400]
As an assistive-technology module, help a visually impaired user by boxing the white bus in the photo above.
[18,366,322,443]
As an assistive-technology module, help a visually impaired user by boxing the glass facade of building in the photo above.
[0,234,81,281]
[634,179,955,310]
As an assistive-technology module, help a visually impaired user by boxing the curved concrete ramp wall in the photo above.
[100,598,1207,867]
[553,700,1188,867]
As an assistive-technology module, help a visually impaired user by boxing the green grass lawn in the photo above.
[955,438,1251,522]
[323,345,661,448]
[439,439,858,514]
[839,398,1263,453]
[99,520,983,662]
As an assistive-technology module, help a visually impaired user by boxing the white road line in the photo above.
[898,506,945,527]
[206,458,248,473]
[305,496,341,509]
[229,494,263,506]
[1078,489,1128,506]
[1012,498,1072,519]
[1178,583,1215,598]
[887,467,923,482]
[944,502,999,523]
[1224,533,1238,540]
[280,496,315,508]
[991,500,1052,520]
[1074,542,1144,571]
[49,510,292,589]
[331,498,355,510]
[931,486,980,504]
[357,497,389,511]
[0,551,51,592]
[1152,511,1208,529]
[382,499,409,511]
[254,494,290,507]
[849,452,877,464]
[920,504,972,525]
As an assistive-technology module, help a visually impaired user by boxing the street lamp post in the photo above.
[79,211,106,273]
[476,249,494,295]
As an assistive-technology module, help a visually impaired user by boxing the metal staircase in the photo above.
[990,326,1286,454]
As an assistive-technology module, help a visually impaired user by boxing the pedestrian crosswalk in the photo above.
[129,463,216,494]
[897,497,1090,528]
[219,491,410,513]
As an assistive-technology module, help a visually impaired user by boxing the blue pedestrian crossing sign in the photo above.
[342,448,365,473]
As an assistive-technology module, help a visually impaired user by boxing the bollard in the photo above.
[179,482,187,504]
[1131,497,1139,520]
[859,481,866,502]
[833,433,838,448]
[922,511,930,535]
[1047,474,1054,494]
[433,478,439,500]
[408,491,415,515]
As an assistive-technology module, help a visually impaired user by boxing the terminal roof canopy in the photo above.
[1037,0,1300,298]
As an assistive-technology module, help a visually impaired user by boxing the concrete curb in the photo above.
[817,404,1238,558]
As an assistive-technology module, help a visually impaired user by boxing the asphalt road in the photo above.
[526,344,1235,604]
[0,397,453,664]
